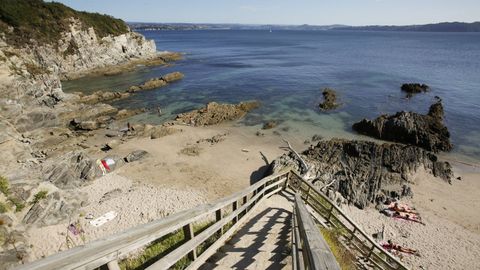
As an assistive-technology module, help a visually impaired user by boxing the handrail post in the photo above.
[284,172,290,189]
[183,223,197,261]
[232,201,238,223]
[216,209,223,235]
[242,195,248,215]
[348,227,357,241]
[366,244,375,259]
[107,260,120,270]
[326,204,334,223]
[304,186,311,202]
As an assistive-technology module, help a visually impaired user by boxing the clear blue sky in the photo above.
[53,0,479,26]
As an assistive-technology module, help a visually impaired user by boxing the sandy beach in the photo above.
[22,123,480,270]
[342,167,480,270]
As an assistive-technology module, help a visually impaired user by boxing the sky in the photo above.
[53,0,479,26]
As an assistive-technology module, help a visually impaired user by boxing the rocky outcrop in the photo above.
[35,20,157,80]
[127,72,184,93]
[262,121,277,130]
[270,139,453,208]
[401,83,430,96]
[319,88,340,111]
[176,101,260,126]
[78,91,131,104]
[352,101,452,152]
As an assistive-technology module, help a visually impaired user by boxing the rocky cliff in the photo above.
[0,2,177,264]
[270,139,454,209]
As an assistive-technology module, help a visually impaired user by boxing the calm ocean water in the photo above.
[63,30,480,161]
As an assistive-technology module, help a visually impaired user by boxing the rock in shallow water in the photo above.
[319,88,340,111]
[270,139,453,209]
[401,83,430,95]
[352,101,452,152]
[176,101,260,126]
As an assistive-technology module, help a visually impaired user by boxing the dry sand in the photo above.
[26,173,207,261]
[24,123,480,270]
[25,124,300,261]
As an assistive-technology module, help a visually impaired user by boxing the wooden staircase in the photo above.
[17,170,409,270]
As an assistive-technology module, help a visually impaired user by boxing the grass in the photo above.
[320,227,358,270]
[0,0,129,47]
[31,190,48,205]
[8,197,26,213]
[0,176,9,196]
[120,221,219,270]
[0,202,10,214]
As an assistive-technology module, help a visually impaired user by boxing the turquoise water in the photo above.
[63,30,480,161]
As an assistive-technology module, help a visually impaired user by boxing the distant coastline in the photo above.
[129,21,480,32]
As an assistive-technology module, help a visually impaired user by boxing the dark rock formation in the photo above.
[127,72,184,93]
[401,83,430,95]
[352,101,452,152]
[319,88,340,111]
[43,152,104,188]
[270,139,453,209]
[262,121,277,130]
[176,101,260,126]
[23,190,87,225]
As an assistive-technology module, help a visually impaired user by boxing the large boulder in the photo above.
[23,190,87,226]
[79,90,130,104]
[43,152,101,188]
[127,72,184,93]
[176,101,260,126]
[401,83,430,96]
[319,88,340,111]
[352,101,452,152]
[270,139,453,209]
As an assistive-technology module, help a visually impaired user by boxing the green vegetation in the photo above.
[120,221,224,270]
[0,176,9,196]
[8,197,26,213]
[320,227,357,270]
[0,0,129,47]
[0,202,9,213]
[24,62,50,76]
[31,190,48,205]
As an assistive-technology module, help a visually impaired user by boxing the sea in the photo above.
[62,30,480,162]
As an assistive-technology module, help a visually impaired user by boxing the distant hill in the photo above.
[0,0,129,46]
[129,22,346,31]
[332,22,480,32]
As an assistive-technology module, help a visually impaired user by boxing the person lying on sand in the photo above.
[387,202,418,214]
[382,240,420,256]
[393,211,425,225]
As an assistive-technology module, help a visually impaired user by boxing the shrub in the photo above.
[31,190,48,205]
[0,0,129,47]
[0,202,9,214]
[0,176,9,196]
[8,197,26,212]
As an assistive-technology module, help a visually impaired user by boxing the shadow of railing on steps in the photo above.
[287,170,409,270]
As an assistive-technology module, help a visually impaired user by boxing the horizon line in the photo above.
[126,20,480,27]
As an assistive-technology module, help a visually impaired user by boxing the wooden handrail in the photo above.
[293,193,340,270]
[288,170,409,270]
[17,172,289,270]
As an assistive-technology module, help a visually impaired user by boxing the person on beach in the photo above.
[388,202,418,214]
[393,211,425,225]
[382,240,419,256]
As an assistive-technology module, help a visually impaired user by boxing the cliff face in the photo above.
[36,20,157,79]
[0,18,158,129]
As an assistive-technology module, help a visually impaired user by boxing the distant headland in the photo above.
[129,21,480,32]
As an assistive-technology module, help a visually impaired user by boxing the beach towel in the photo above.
[89,211,117,227]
